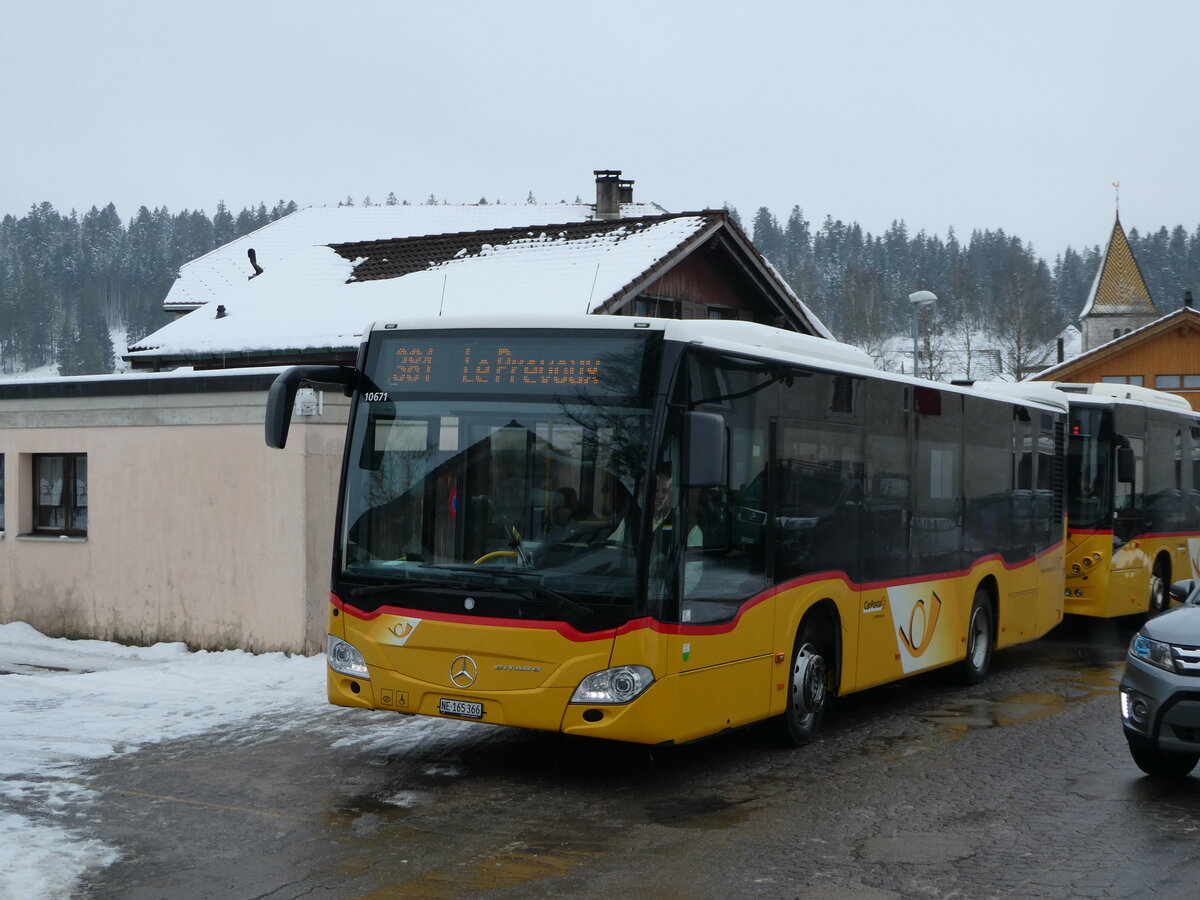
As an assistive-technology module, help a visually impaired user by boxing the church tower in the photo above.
[1078,214,1158,351]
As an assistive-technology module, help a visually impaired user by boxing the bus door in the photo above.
[772,416,864,688]
[1111,407,1148,605]
[659,352,774,736]
[896,387,965,674]
[857,380,910,690]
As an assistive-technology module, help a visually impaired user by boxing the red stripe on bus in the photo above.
[330,540,1063,640]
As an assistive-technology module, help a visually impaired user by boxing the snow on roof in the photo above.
[129,214,712,360]
[1034,305,1200,380]
[163,203,660,311]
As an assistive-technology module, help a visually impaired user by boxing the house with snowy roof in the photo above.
[0,172,833,655]
[123,171,828,371]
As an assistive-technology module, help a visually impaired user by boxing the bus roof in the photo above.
[365,315,874,370]
[363,315,1069,414]
[1047,381,1197,415]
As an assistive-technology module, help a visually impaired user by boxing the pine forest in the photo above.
[1,198,1198,379]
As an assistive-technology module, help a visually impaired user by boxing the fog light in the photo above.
[1074,589,1084,597]
[1121,689,1151,727]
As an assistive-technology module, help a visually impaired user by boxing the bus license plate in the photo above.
[439,698,483,719]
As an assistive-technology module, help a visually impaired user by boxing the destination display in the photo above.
[369,332,653,397]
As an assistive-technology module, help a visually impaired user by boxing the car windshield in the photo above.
[337,330,660,629]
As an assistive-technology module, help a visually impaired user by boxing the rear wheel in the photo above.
[1129,744,1199,778]
[778,618,834,747]
[1149,560,1168,616]
[960,588,994,685]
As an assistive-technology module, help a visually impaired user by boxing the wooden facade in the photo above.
[613,232,788,324]
[1033,307,1200,412]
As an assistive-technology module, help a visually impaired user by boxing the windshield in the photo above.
[337,330,661,630]
[1066,406,1113,529]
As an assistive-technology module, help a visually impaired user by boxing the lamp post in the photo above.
[908,290,937,379]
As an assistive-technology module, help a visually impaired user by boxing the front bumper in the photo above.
[1120,656,1200,755]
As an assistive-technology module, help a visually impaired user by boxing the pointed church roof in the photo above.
[1079,215,1157,318]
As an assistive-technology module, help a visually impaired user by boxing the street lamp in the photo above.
[908,290,937,379]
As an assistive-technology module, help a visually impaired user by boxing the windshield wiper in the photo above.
[494,572,593,620]
[346,568,592,621]
[347,577,463,598]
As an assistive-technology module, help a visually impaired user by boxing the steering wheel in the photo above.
[473,550,518,565]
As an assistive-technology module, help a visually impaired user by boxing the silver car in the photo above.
[1119,579,1200,777]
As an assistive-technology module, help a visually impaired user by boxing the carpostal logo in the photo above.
[863,594,886,614]
[386,618,422,646]
[898,591,942,658]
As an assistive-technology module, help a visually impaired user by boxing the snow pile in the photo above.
[0,622,436,899]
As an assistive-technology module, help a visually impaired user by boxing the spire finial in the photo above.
[1112,181,1120,215]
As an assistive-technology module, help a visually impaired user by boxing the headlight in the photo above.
[570,665,654,704]
[1130,634,1177,673]
[327,635,370,679]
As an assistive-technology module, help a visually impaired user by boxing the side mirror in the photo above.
[265,365,356,449]
[1116,445,1135,484]
[1169,579,1197,604]
[682,411,725,488]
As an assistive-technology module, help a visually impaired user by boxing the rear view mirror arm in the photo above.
[265,365,357,449]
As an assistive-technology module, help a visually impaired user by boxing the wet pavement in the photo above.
[67,617,1200,898]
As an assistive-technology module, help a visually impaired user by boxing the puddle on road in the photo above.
[339,834,608,900]
[919,661,1122,734]
[644,793,756,829]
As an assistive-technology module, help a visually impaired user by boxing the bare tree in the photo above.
[993,256,1063,379]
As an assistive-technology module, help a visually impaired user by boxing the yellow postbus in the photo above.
[1050,382,1200,618]
[267,317,1066,746]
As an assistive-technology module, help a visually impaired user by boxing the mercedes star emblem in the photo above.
[450,655,478,688]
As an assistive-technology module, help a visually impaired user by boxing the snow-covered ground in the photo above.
[0,622,461,900]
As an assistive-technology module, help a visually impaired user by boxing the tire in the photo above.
[1129,744,1200,778]
[778,618,834,747]
[960,588,994,685]
[1148,560,1168,616]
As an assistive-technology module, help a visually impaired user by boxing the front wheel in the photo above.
[959,589,994,685]
[1129,744,1199,778]
[778,619,834,747]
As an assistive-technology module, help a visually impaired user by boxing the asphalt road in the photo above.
[73,616,1200,900]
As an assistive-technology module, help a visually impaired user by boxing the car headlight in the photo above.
[570,665,654,704]
[1130,634,1177,673]
[328,635,370,679]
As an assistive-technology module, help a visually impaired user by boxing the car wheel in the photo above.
[1129,744,1199,778]
[1149,561,1168,616]
[778,619,833,747]
[960,588,994,685]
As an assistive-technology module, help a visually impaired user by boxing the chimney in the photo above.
[594,170,622,220]
[618,178,634,204]
[1056,337,1064,363]
[1185,290,1194,308]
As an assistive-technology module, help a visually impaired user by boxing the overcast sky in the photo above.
[3,0,1197,258]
